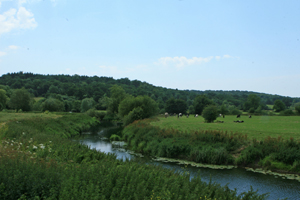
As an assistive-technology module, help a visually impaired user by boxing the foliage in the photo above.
[202,105,218,123]
[42,97,65,112]
[193,95,214,115]
[123,119,247,165]
[295,105,300,115]
[119,95,159,125]
[165,98,187,114]
[108,85,127,114]
[0,89,8,110]
[86,108,106,120]
[279,109,294,116]
[81,98,96,112]
[8,88,32,111]
[0,113,267,200]
[244,94,261,112]
[219,104,229,115]
[273,99,286,112]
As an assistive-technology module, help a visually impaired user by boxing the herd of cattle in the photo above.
[164,112,252,123]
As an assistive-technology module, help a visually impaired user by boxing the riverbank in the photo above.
[122,117,300,176]
[0,113,266,199]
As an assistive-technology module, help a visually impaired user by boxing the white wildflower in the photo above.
[33,145,37,149]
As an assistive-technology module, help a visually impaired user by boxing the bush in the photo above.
[202,105,218,123]
[123,107,144,125]
[279,109,294,116]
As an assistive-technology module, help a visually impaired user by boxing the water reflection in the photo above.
[76,128,300,200]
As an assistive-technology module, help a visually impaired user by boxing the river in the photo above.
[75,126,300,200]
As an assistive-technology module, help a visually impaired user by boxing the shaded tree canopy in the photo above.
[0,89,8,110]
[42,98,65,112]
[202,105,218,123]
[8,88,32,111]
[119,95,159,125]
[165,98,187,114]
[193,95,214,115]
[273,99,286,112]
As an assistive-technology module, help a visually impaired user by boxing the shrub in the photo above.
[202,105,218,123]
[279,109,294,116]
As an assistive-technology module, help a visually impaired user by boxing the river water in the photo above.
[75,127,300,200]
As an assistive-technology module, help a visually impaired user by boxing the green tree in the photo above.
[0,89,8,110]
[243,94,261,111]
[165,98,187,114]
[98,94,112,110]
[220,104,229,115]
[42,98,65,112]
[8,88,32,111]
[273,99,286,112]
[202,105,218,123]
[81,98,96,112]
[108,85,127,114]
[119,95,159,125]
[295,105,300,115]
[193,95,214,115]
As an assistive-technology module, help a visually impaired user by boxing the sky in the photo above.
[0,0,300,97]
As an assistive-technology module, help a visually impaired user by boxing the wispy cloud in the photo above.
[8,45,20,49]
[0,6,37,35]
[155,55,233,69]
[0,51,7,56]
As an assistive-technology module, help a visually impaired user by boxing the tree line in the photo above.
[1,72,300,122]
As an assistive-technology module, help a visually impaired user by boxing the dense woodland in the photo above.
[0,72,300,119]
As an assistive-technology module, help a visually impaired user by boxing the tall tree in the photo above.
[273,99,286,112]
[108,85,128,114]
[8,88,32,111]
[0,89,8,110]
[193,95,214,115]
[243,94,261,111]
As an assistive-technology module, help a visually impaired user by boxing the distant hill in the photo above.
[0,72,299,110]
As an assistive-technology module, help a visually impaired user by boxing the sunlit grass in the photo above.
[0,112,62,123]
[152,115,300,141]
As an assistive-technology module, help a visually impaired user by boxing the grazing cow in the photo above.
[179,113,183,117]
[186,114,189,118]
[223,115,225,118]
[237,114,241,118]
[194,114,198,117]
[165,112,169,118]
[234,120,244,123]
[249,115,252,118]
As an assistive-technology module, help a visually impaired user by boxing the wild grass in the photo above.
[0,113,267,199]
[152,115,300,141]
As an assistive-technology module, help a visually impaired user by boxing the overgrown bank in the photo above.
[0,113,266,199]
[122,118,300,174]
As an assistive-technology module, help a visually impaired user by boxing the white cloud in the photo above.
[155,56,214,69]
[156,55,235,69]
[0,51,7,56]
[8,45,20,49]
[0,6,37,35]
[223,55,232,59]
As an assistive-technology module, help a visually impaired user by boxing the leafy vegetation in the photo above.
[1,72,299,116]
[122,119,247,165]
[0,113,267,199]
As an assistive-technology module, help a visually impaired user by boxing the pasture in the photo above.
[152,115,300,141]
[0,112,61,123]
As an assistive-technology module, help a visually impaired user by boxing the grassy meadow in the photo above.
[151,115,300,141]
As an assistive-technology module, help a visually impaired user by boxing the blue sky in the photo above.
[0,0,300,97]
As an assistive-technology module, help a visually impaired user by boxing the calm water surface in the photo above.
[75,127,300,200]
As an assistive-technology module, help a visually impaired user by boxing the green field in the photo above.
[151,115,300,141]
[0,112,61,124]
